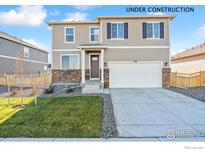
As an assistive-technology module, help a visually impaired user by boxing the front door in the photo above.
[90,55,99,79]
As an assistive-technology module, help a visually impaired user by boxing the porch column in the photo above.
[81,49,85,85]
[101,49,104,84]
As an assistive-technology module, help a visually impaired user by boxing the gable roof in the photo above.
[171,42,205,61]
[96,15,176,21]
[0,31,48,53]
[48,21,99,26]
[48,15,176,26]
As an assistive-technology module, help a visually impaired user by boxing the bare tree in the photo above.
[15,40,24,104]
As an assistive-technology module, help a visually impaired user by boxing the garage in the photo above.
[109,61,162,88]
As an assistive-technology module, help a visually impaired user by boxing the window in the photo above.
[61,55,79,69]
[24,47,30,58]
[146,23,160,39]
[65,27,75,43]
[111,23,124,39]
[90,27,99,42]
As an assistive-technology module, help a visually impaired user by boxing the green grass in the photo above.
[0,96,103,138]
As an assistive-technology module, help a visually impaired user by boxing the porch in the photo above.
[78,44,108,93]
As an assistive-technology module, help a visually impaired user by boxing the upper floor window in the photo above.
[61,54,79,69]
[90,27,99,42]
[24,46,30,58]
[143,22,164,39]
[65,27,75,43]
[147,23,160,38]
[111,23,124,39]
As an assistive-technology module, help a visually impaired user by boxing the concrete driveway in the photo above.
[111,88,205,139]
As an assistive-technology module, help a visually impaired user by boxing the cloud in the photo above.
[23,38,49,51]
[63,12,89,21]
[74,5,98,11]
[148,12,165,15]
[49,10,60,16]
[197,24,205,39]
[0,5,47,27]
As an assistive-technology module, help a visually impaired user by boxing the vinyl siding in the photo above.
[105,48,169,68]
[0,57,47,74]
[171,54,205,73]
[53,48,169,69]
[101,19,169,46]
[52,23,100,49]
[0,38,48,63]
[52,18,170,69]
[0,37,48,74]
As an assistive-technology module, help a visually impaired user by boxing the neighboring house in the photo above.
[49,15,175,88]
[0,32,48,74]
[171,43,205,73]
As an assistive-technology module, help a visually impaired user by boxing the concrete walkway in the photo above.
[111,88,205,139]
[1,137,205,142]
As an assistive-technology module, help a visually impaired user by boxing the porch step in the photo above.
[82,89,103,94]
[82,81,103,94]
[84,84,100,89]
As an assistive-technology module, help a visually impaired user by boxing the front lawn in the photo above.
[0,96,103,138]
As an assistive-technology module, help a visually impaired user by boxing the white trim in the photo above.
[100,19,103,44]
[146,22,161,39]
[60,54,80,70]
[64,27,75,43]
[53,46,169,51]
[108,60,163,65]
[81,50,85,84]
[168,20,171,67]
[109,61,162,88]
[111,22,125,39]
[0,54,48,65]
[101,49,104,84]
[51,26,53,69]
[89,53,101,80]
[89,26,99,43]
[77,45,108,49]
[108,46,169,49]
[53,49,80,52]
[23,46,30,58]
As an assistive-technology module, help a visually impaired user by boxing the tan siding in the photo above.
[171,54,205,73]
[52,23,100,49]
[52,51,81,69]
[171,54,205,64]
[52,18,170,69]
[104,48,169,68]
[53,51,92,69]
[171,59,205,73]
[102,19,169,46]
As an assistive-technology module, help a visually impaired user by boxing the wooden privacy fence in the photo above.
[171,71,205,89]
[0,72,52,87]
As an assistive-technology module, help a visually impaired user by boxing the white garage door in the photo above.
[109,61,162,88]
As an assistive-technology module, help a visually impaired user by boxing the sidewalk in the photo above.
[1,137,205,142]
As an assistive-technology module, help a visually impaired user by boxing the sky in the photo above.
[0,5,205,63]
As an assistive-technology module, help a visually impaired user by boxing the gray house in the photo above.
[0,32,48,74]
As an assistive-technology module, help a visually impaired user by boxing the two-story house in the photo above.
[0,32,48,74]
[49,15,175,90]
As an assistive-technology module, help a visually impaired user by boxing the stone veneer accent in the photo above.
[52,69,109,87]
[52,69,81,83]
[162,68,171,87]
[85,69,90,80]
[104,69,109,88]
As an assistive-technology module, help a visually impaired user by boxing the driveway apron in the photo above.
[111,88,205,138]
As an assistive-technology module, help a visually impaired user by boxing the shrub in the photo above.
[44,85,55,94]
